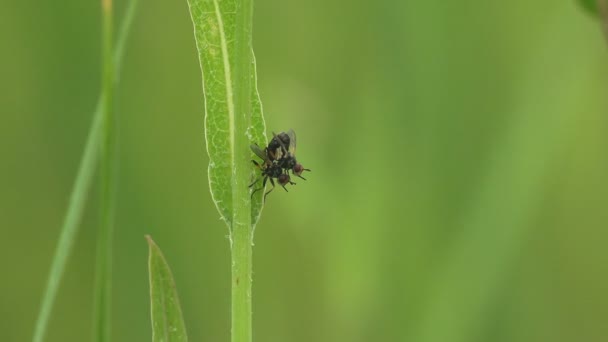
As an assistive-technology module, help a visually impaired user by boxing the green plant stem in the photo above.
[93,0,116,341]
[231,0,254,341]
[31,1,138,341]
[231,227,252,342]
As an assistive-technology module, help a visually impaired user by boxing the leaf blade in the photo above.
[249,50,267,228]
[147,236,188,342]
[186,0,267,229]
[32,1,140,340]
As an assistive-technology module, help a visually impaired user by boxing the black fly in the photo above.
[250,143,295,201]
[266,131,291,160]
[269,129,310,179]
[250,129,310,201]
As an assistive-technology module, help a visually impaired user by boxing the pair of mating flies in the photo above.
[250,129,310,200]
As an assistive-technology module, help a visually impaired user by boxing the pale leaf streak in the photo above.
[212,0,236,192]
[199,11,237,14]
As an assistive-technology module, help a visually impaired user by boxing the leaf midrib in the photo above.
[212,0,236,179]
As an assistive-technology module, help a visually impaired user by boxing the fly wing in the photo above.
[270,131,290,159]
[287,129,297,155]
[250,144,270,163]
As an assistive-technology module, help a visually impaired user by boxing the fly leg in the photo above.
[263,177,276,202]
[250,160,263,187]
[249,160,262,198]
[281,169,296,191]
[251,174,267,199]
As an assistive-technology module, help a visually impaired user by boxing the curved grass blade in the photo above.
[93,1,117,341]
[146,236,188,342]
[186,0,267,230]
[31,1,139,340]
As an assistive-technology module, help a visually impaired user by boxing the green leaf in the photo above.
[32,1,139,341]
[93,1,117,341]
[249,52,266,228]
[147,236,188,342]
[187,2,257,341]
[186,0,267,230]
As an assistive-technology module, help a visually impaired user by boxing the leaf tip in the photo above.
[145,235,162,255]
[145,234,155,247]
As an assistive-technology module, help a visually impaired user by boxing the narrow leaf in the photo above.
[32,1,139,340]
[93,0,117,340]
[187,2,258,341]
[186,0,267,230]
[147,236,188,342]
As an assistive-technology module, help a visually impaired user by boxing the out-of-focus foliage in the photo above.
[1,1,607,342]
[579,0,598,15]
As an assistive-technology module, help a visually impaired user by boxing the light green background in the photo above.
[1,1,607,341]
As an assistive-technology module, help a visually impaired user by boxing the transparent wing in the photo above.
[287,129,297,155]
[250,144,270,163]
[270,131,290,159]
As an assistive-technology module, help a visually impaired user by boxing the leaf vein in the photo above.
[212,0,236,187]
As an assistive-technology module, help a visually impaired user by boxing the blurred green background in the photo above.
[2,0,607,341]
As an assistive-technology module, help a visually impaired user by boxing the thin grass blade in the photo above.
[31,1,139,340]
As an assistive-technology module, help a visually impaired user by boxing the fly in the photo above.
[269,129,310,179]
[250,129,310,201]
[250,143,295,201]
